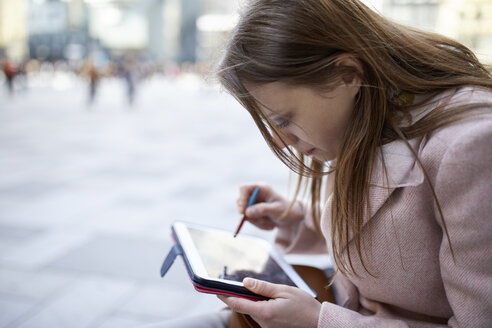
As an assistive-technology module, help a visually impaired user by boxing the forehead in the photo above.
[247,82,293,99]
[246,82,302,113]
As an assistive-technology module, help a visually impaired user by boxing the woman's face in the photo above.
[248,81,359,162]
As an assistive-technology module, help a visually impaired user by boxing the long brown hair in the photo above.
[217,0,492,275]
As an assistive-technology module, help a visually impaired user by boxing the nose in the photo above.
[272,130,298,149]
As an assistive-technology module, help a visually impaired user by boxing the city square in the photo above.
[0,71,289,327]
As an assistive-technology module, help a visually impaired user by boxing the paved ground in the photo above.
[0,71,291,327]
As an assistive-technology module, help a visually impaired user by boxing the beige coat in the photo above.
[275,87,492,327]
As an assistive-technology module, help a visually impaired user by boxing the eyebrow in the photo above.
[260,104,291,117]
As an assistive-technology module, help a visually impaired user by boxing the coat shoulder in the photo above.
[419,88,492,171]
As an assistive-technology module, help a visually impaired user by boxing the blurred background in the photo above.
[0,0,491,327]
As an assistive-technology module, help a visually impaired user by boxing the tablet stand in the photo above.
[160,244,183,277]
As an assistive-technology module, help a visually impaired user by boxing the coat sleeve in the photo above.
[317,276,447,328]
[432,117,492,328]
[274,200,328,255]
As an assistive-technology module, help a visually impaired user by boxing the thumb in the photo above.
[243,278,285,298]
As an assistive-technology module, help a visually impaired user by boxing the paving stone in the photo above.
[0,225,43,241]
[0,268,72,301]
[94,314,154,328]
[0,225,44,257]
[13,277,134,328]
[0,239,17,257]
[48,235,173,283]
[74,205,166,236]
[0,297,34,328]
[0,230,90,270]
[117,280,223,320]
[0,180,67,199]
[0,190,110,227]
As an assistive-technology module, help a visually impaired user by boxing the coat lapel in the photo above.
[320,137,425,244]
[367,137,425,219]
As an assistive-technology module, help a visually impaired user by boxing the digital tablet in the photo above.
[160,221,317,301]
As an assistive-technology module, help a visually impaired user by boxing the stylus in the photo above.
[233,186,260,237]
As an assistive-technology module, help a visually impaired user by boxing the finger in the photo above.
[238,185,261,212]
[236,198,245,214]
[246,202,284,219]
[248,217,275,230]
[240,183,271,202]
[219,295,265,315]
[243,278,288,298]
[239,185,260,200]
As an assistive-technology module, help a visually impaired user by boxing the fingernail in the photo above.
[243,278,254,288]
[246,208,255,216]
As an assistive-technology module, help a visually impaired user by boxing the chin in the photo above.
[315,151,336,162]
[313,154,329,162]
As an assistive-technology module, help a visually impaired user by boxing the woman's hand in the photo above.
[237,183,305,230]
[219,278,321,328]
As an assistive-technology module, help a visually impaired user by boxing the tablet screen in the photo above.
[188,227,295,286]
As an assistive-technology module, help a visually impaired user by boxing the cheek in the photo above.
[316,116,349,150]
[333,99,355,137]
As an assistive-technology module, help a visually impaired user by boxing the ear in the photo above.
[334,53,363,95]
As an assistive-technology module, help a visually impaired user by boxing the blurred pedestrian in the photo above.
[82,55,100,106]
[121,54,138,106]
[2,55,18,96]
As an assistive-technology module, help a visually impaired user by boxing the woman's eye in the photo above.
[276,119,290,128]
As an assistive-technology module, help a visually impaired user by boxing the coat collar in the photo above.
[319,92,445,243]
[367,137,425,218]
[319,87,479,253]
[320,135,425,244]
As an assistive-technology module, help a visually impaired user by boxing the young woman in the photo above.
[215,0,492,327]
[145,0,491,327]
